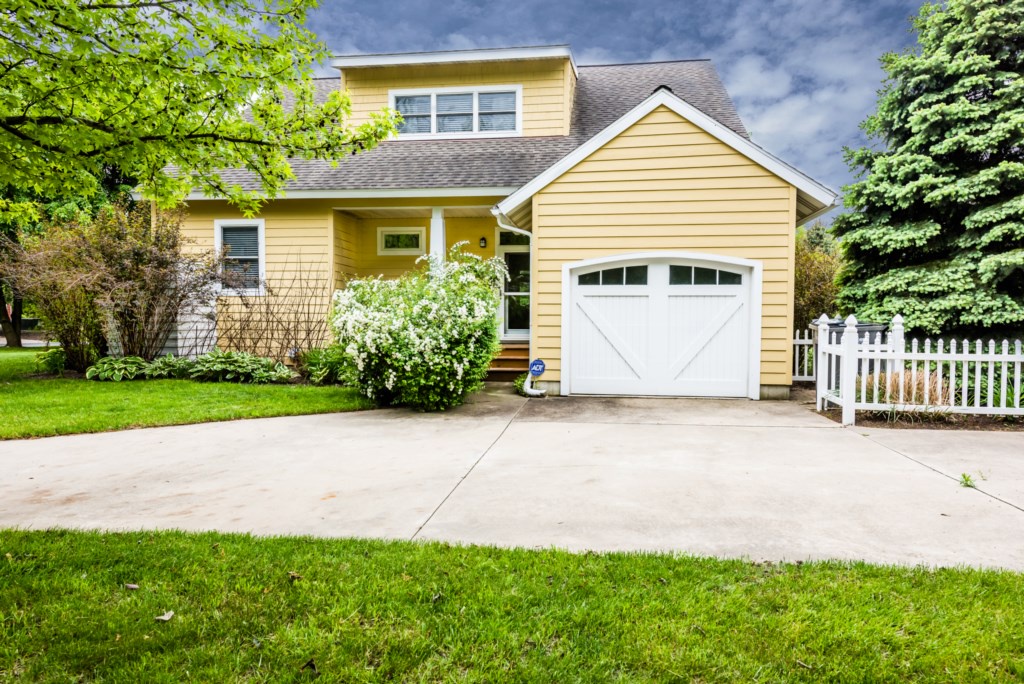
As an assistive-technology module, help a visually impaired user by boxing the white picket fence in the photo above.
[792,329,816,381]
[816,314,1024,425]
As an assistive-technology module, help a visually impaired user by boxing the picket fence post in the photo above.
[815,313,832,410]
[840,315,859,426]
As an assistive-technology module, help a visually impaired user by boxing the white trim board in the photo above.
[331,45,578,78]
[181,187,518,201]
[495,88,838,218]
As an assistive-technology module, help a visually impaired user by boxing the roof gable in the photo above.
[495,88,837,222]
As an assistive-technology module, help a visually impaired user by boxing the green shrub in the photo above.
[35,348,67,376]
[85,356,149,381]
[189,349,294,384]
[513,373,528,397]
[297,346,347,386]
[331,245,505,411]
[144,354,196,380]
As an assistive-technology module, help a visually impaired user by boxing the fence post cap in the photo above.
[844,314,858,328]
[892,314,904,327]
[815,314,831,325]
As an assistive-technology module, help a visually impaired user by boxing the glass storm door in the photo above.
[498,231,530,339]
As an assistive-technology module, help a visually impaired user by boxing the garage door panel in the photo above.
[671,305,748,395]
[573,294,650,388]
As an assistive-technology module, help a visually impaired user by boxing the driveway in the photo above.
[2,386,1023,570]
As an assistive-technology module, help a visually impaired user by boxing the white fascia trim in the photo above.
[496,88,838,216]
[331,45,578,77]
[184,187,518,201]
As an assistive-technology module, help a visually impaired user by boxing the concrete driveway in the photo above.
[2,386,1023,570]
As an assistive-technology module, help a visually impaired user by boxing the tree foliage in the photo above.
[0,0,397,216]
[794,221,842,329]
[832,0,1024,336]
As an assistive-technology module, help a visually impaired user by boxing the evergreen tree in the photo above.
[833,0,1024,336]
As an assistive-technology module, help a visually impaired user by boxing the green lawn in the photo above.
[0,530,1021,682]
[0,348,370,439]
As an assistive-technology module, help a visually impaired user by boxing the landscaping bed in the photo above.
[792,384,1024,431]
[1,529,1022,681]
[0,348,369,440]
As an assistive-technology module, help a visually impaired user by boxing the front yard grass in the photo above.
[0,348,370,439]
[1,530,1022,681]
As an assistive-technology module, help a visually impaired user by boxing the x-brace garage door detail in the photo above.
[568,257,755,397]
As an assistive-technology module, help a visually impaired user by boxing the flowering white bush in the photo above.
[331,244,507,411]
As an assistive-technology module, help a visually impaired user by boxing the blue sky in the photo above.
[307,0,924,207]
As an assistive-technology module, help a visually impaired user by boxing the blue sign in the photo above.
[529,359,546,377]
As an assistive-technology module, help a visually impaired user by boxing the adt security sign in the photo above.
[529,359,546,377]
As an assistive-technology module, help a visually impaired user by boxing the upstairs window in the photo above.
[392,86,521,138]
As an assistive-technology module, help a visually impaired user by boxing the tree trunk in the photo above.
[0,283,23,347]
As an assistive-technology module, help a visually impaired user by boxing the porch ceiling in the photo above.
[335,206,495,219]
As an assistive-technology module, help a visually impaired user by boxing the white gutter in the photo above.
[492,208,545,398]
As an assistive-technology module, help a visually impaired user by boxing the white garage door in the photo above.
[568,255,756,397]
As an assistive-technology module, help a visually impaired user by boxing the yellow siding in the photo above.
[181,199,336,356]
[342,214,498,278]
[343,59,573,136]
[333,211,358,287]
[531,105,798,387]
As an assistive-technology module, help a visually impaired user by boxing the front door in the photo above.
[497,230,530,340]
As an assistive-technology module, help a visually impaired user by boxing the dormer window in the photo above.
[391,85,521,138]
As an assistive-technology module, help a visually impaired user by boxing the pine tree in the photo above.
[833,0,1024,336]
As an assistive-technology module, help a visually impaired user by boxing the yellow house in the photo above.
[182,45,836,399]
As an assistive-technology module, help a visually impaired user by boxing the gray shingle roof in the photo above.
[216,60,747,192]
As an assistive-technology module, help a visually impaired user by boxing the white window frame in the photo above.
[389,84,523,140]
[377,226,426,256]
[214,218,266,296]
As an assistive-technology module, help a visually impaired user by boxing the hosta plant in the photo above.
[297,345,347,386]
[144,354,196,380]
[331,245,506,411]
[86,356,149,381]
[188,349,295,384]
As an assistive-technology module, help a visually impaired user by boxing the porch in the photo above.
[330,203,531,346]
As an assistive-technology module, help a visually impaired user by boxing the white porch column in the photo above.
[429,207,446,264]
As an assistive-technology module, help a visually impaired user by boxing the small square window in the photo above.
[625,265,648,285]
[601,268,624,285]
[377,227,425,256]
[669,265,693,285]
[694,267,718,285]
[578,271,600,286]
[718,270,742,285]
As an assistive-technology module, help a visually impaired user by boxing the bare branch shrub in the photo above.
[1,202,224,369]
[215,251,332,362]
[86,204,223,360]
[0,230,106,371]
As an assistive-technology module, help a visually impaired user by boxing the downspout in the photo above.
[492,208,546,397]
